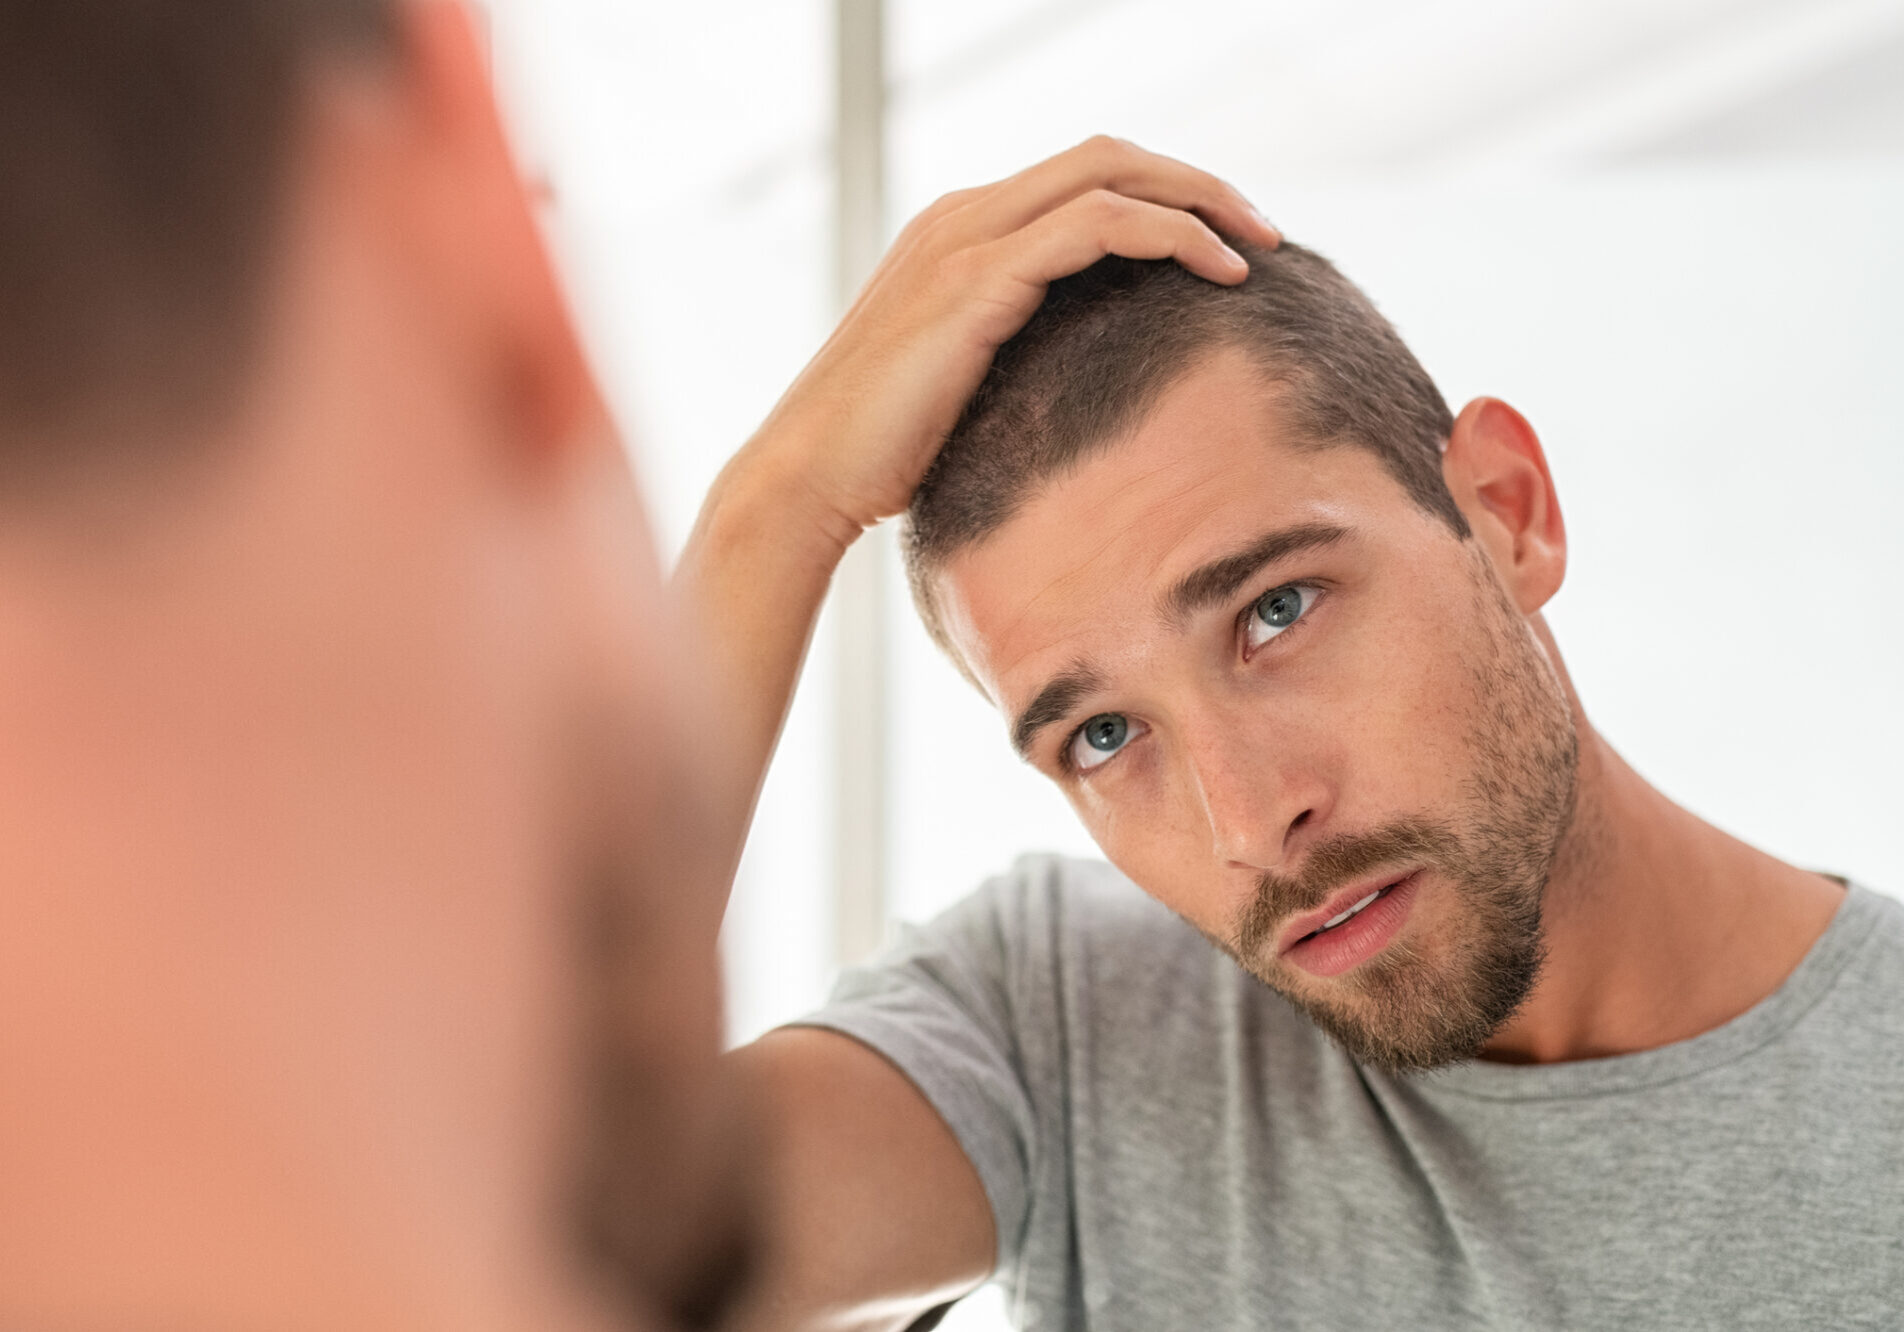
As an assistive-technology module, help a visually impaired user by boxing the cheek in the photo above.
[1068,781,1142,873]
[1319,587,1489,813]
[1067,770,1234,933]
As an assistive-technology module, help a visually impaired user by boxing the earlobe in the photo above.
[1444,397,1567,613]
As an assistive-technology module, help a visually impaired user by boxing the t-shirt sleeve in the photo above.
[786,868,1045,1276]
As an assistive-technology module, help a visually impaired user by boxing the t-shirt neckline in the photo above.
[1408,878,1883,1102]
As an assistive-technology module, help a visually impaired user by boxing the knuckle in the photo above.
[904,189,978,248]
[893,211,933,246]
[899,210,944,248]
[906,188,974,238]
[1179,209,1218,238]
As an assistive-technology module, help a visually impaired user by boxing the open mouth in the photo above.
[1281,870,1424,978]
[1294,882,1398,945]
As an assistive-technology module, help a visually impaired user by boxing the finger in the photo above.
[857,182,1010,318]
[936,135,1279,254]
[980,189,1251,295]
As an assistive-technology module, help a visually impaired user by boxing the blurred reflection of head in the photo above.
[0,3,753,1329]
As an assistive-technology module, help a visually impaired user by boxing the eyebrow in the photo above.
[1010,662,1106,760]
[1160,521,1351,623]
[1006,520,1354,761]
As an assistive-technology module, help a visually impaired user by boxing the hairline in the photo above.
[909,339,1466,688]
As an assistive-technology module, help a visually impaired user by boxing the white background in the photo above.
[485,3,1904,1326]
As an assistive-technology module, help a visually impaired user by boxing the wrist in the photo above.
[703,432,864,573]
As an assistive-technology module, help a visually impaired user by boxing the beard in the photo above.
[1223,549,1579,1075]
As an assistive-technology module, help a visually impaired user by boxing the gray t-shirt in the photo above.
[797,855,1904,1330]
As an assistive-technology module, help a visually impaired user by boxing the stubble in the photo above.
[1224,550,1578,1074]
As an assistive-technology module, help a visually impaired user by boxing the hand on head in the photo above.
[681,137,1282,822]
[742,136,1281,546]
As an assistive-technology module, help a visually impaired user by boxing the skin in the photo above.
[933,348,1574,1073]
[0,5,747,1330]
[935,344,1843,1071]
[686,149,1847,1326]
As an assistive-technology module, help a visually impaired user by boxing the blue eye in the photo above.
[1247,583,1319,651]
[1069,712,1139,771]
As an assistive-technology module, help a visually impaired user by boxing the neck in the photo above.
[1479,714,1844,1065]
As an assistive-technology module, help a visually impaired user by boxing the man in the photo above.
[685,140,1904,1329]
[0,2,759,1327]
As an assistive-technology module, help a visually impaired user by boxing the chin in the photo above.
[1253,920,1546,1076]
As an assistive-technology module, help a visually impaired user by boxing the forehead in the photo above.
[937,346,1418,707]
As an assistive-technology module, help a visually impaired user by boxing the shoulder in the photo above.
[1855,882,1904,934]
[1783,881,1904,1059]
[1841,883,1904,1003]
[858,853,1228,1026]
[930,854,1279,1040]
[1837,882,1904,965]
[943,852,1209,970]
[832,853,1318,1071]
[825,853,1186,1021]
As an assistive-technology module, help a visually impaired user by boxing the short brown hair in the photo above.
[904,241,1469,661]
[0,0,394,478]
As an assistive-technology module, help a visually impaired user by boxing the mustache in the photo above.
[1233,817,1463,959]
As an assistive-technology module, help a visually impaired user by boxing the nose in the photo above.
[1179,708,1331,874]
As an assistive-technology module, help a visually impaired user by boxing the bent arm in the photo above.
[673,432,856,878]
[725,1028,996,1332]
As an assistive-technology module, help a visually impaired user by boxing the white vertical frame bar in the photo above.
[832,0,890,967]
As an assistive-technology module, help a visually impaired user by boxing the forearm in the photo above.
[721,1029,994,1332]
[674,428,859,860]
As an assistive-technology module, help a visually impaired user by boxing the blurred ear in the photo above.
[1442,397,1566,614]
[362,1,601,463]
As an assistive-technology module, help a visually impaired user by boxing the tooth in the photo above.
[1321,890,1382,932]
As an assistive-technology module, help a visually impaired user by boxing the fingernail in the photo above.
[1251,207,1281,241]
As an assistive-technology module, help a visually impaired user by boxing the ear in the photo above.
[385,1,603,462]
[1441,397,1566,614]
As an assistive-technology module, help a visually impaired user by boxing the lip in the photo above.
[1276,866,1424,957]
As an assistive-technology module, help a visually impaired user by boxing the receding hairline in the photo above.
[942,338,1322,549]
[910,341,1411,687]
[904,240,1472,687]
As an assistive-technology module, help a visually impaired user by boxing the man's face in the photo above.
[937,347,1578,1073]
